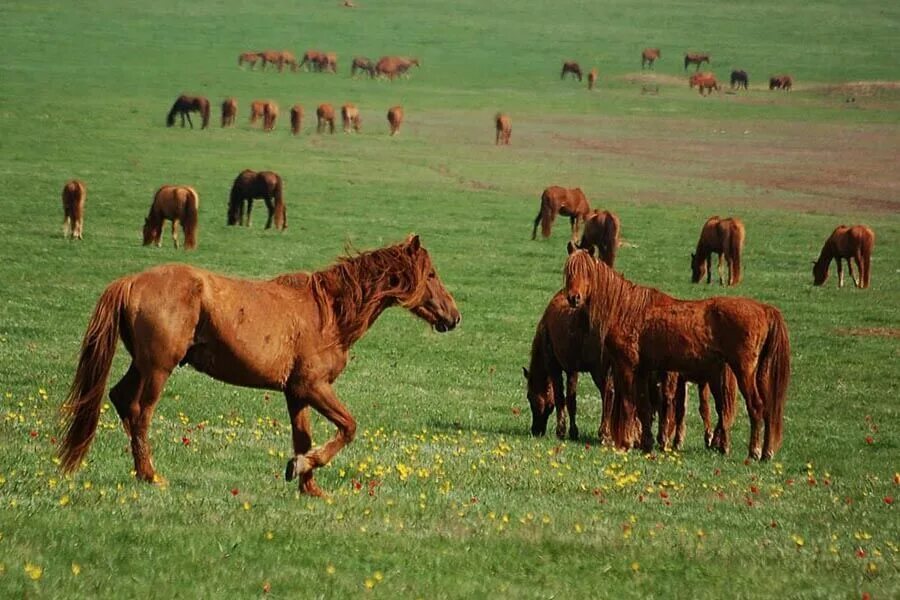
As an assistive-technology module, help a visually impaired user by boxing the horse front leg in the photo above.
[245,199,253,227]
[263,197,275,229]
[837,258,845,288]
[635,372,655,453]
[565,371,579,440]
[706,256,713,284]
[284,397,324,497]
[171,219,179,249]
[850,256,861,288]
[186,113,194,129]
[717,253,725,285]
[672,375,687,451]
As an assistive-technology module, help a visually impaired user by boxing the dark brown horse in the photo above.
[587,68,598,90]
[58,235,461,495]
[62,180,86,240]
[166,95,210,129]
[221,97,237,127]
[563,247,790,460]
[769,74,793,91]
[317,103,336,134]
[658,368,738,453]
[561,61,582,81]
[238,51,261,69]
[263,101,279,132]
[813,225,875,288]
[495,113,511,145]
[684,52,710,71]
[579,210,620,268]
[227,169,287,230]
[730,69,749,90]
[689,72,719,96]
[290,104,303,135]
[691,216,745,286]
[341,103,361,133]
[142,185,199,250]
[641,48,661,69]
[387,105,404,136]
[351,57,376,78]
[532,186,591,240]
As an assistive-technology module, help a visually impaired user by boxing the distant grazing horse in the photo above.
[684,52,710,71]
[351,57,376,78]
[341,103,361,132]
[290,104,303,135]
[387,105,404,136]
[532,186,591,240]
[263,101,279,131]
[166,95,210,129]
[221,98,237,127]
[564,247,790,459]
[691,216,745,286]
[58,235,461,495]
[249,100,266,125]
[61,180,86,240]
[730,69,749,90]
[259,50,285,71]
[142,185,199,250]
[641,48,661,69]
[689,72,719,96]
[299,50,324,71]
[317,103,336,134]
[587,68,598,90]
[769,75,793,91]
[238,51,261,69]
[561,61,583,81]
[579,210,620,267]
[279,51,299,72]
[228,169,287,230]
[813,225,875,288]
[315,52,338,73]
[494,113,511,145]
[375,56,420,80]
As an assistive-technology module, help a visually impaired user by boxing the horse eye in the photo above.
[428,271,436,279]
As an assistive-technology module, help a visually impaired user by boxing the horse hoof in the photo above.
[285,455,312,482]
[748,448,762,461]
[300,474,326,497]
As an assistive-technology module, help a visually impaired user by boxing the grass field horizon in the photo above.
[1,1,898,597]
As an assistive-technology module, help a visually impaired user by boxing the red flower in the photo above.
[231,488,239,496]
[808,477,817,486]
[659,490,669,499]
[713,468,721,476]
[750,485,759,495]
[770,520,778,528]
[884,496,894,505]
[470,496,478,504]
[181,437,191,446]
[29,430,38,438]
[856,548,866,558]
[352,479,362,491]
[865,436,874,445]
[511,407,521,416]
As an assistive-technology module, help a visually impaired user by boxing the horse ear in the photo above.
[587,244,597,258]
[567,241,577,255]
[522,367,529,379]
[405,234,421,254]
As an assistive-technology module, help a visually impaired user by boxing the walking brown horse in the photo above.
[351,56,376,78]
[375,56,419,80]
[563,246,790,460]
[532,186,591,240]
[317,103,336,134]
[58,235,461,495]
[221,98,237,127]
[691,216,745,286]
[587,68,598,90]
[227,169,287,230]
[730,70,749,90]
[142,185,199,250]
[684,52,710,71]
[263,101,279,131]
[689,72,719,96]
[290,104,303,135]
[249,100,266,125]
[238,51,261,68]
[769,75,793,91]
[495,113,511,145]
[579,210,620,267]
[561,61,583,81]
[813,225,875,288]
[62,180,86,240]
[387,105,404,136]
[641,48,661,69]
[166,95,210,129]
[341,103,361,132]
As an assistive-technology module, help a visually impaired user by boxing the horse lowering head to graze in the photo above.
[684,52,710,71]
[641,48,661,69]
[278,50,298,72]
[314,52,338,73]
[299,49,324,71]
[587,68,598,90]
[341,103,361,132]
[61,180,86,240]
[691,216,745,286]
[221,97,237,127]
[351,56,376,78]
[813,225,875,288]
[375,56,420,80]
[730,69,749,90]
[142,185,199,250]
[316,103,336,134]
[494,113,511,145]
[579,210,620,267]
[290,104,303,135]
[259,50,284,71]
[57,235,460,496]
[769,74,793,91]
[689,72,719,96]
[238,51,261,69]
[532,186,591,240]
[387,105,404,136]
[166,95,210,129]
[249,100,266,125]
[561,61,582,81]
[263,101,279,131]
[228,169,287,230]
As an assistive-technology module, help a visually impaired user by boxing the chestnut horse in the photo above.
[684,52,710,71]
[227,169,286,230]
[58,235,461,495]
[564,247,790,460]
[659,368,738,453]
[641,48,661,69]
[298,50,323,71]
[769,75,793,91]
[813,225,875,288]
[579,210,620,268]
[62,180,86,240]
[250,100,266,125]
[341,103,361,132]
[221,97,237,127]
[532,186,591,240]
[351,57,376,78]
[290,104,303,135]
[166,95,210,129]
[587,68,598,90]
[238,51,260,69]
[561,61,582,81]
[142,185,199,250]
[315,52,338,73]
[317,103,336,134]
[375,56,419,80]
[691,216,745,286]
[730,70,749,90]
[263,101,279,131]
[495,113,511,145]
[689,72,719,96]
[387,105,404,136]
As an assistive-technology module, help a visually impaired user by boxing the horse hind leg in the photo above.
[129,368,172,482]
[284,398,324,496]
[171,219,179,249]
[851,255,862,288]
[717,253,725,285]
[263,198,275,229]
[109,363,143,440]
[245,199,253,227]
[733,365,764,460]
[837,258,845,288]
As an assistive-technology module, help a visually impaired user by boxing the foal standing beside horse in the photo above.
[62,180,86,240]
[142,185,199,250]
[691,216,745,286]
[532,186,591,240]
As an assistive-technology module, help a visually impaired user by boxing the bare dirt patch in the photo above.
[835,327,900,339]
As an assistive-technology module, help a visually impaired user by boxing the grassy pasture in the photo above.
[0,0,898,597]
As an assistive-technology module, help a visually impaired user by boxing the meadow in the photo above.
[0,0,898,597]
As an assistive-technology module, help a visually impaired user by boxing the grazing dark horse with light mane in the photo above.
[691,216,745,286]
[58,235,461,495]
[684,52,710,71]
[564,247,790,459]
[227,169,287,230]
[166,95,210,129]
[561,61,583,81]
[532,186,591,240]
[142,185,199,250]
[769,74,793,91]
[62,180,86,240]
[730,70,749,90]
[221,98,237,127]
[495,113,511,145]
[641,48,661,69]
[813,225,875,288]
[579,210,620,268]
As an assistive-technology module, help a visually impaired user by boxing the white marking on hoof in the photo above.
[285,455,313,481]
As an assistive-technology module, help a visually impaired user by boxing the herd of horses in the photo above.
[238,50,420,80]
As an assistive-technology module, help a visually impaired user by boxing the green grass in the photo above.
[1,0,898,597]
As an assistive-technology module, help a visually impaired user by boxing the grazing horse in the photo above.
[375,56,420,80]
[238,51,260,69]
[290,104,303,135]
[689,72,719,96]
[769,74,793,91]
[166,95,210,129]
[61,180,86,240]
[263,101,279,132]
[227,169,287,230]
[641,48,661,69]
[532,186,591,240]
[314,52,338,73]
[341,103,361,132]
[259,50,284,71]
[299,50,326,71]
[58,235,461,495]
[249,100,266,126]
[563,247,790,459]
[587,68,598,90]
[351,57,376,78]
[221,97,237,127]
[579,210,620,267]
[813,225,875,288]
[317,103,336,134]
[387,105,404,136]
[691,216,745,286]
[561,61,583,81]
[142,185,199,250]
[494,113,511,145]
[684,52,710,71]
[730,69,749,90]
[279,51,299,72]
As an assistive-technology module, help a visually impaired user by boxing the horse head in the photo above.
[403,235,461,333]
[522,366,554,436]
[812,260,829,286]
[564,242,596,308]
[142,217,160,246]
[690,252,706,283]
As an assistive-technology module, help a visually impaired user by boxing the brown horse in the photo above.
[279,51,299,72]
[351,56,376,78]
[684,52,710,71]
[317,103,336,134]
[249,100,266,126]
[375,56,420,80]
[341,103,361,133]
[532,186,591,240]
[58,235,461,495]
[315,52,338,73]
[221,97,237,127]
[561,61,582,81]
[730,69,749,90]
[563,247,790,460]
[227,169,286,230]
[578,210,620,267]
[259,50,284,71]
[587,68,598,90]
[659,368,738,453]
[769,74,793,91]
[641,48,661,69]
[387,105,404,136]
[298,49,323,71]
[494,113,511,145]
[238,51,261,69]
[689,72,719,96]
[290,104,303,135]
[263,101,279,131]
[813,225,875,288]
[142,185,199,250]
[691,216,745,286]
[166,95,210,129]
[62,180,86,240]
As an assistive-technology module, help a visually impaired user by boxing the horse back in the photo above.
[542,292,599,373]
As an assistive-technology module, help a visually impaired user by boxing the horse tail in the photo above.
[757,308,791,458]
[273,176,286,230]
[862,228,875,288]
[729,222,745,285]
[200,99,210,129]
[604,214,620,268]
[182,187,199,249]
[166,100,178,127]
[58,278,131,473]
[540,191,556,238]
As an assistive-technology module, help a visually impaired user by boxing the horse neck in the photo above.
[694,237,712,260]
[526,326,552,396]
[814,239,834,268]
[588,262,654,341]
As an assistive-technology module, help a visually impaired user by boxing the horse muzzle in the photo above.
[434,311,461,333]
